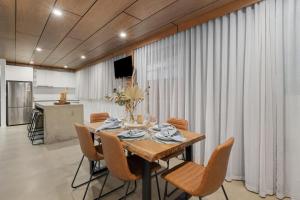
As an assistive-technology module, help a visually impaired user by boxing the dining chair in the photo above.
[90,112,110,123]
[72,123,108,200]
[162,118,188,164]
[162,137,234,200]
[98,132,162,200]
[159,118,188,197]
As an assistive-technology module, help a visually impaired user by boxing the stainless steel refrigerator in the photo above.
[6,81,33,126]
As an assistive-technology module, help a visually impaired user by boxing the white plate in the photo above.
[118,130,145,138]
[154,133,174,141]
[104,118,122,123]
[152,123,175,131]
[154,132,186,142]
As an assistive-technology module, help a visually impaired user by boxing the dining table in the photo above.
[86,121,205,200]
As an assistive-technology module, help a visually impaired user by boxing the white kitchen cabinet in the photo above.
[35,69,76,88]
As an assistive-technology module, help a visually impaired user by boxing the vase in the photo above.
[129,110,135,123]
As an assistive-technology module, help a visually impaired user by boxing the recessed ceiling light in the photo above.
[36,47,42,52]
[29,60,34,64]
[81,55,86,59]
[64,65,68,68]
[53,8,63,16]
[119,31,127,38]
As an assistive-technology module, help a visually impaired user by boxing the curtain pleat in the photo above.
[75,55,126,121]
[134,0,299,198]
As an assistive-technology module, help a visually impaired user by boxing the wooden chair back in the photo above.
[167,118,188,130]
[74,123,102,161]
[99,132,137,181]
[90,112,109,123]
[197,138,234,196]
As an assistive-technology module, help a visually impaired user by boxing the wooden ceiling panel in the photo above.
[68,0,136,40]
[43,37,82,66]
[125,0,176,20]
[0,0,259,68]
[16,32,39,63]
[38,13,80,50]
[54,13,140,67]
[173,0,235,25]
[0,0,15,61]
[31,12,80,64]
[31,49,52,64]
[16,0,55,36]
[55,48,84,67]
[0,38,15,62]
[126,0,215,39]
[56,0,96,16]
[75,23,177,68]
[76,13,140,53]
[68,37,125,68]
[71,13,140,60]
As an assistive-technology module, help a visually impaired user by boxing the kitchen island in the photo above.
[35,102,83,144]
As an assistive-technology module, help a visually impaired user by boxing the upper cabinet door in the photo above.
[35,69,75,88]
[35,70,47,86]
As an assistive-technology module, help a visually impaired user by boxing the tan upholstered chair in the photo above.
[90,112,110,123]
[72,124,107,200]
[167,118,188,130]
[99,132,162,200]
[161,118,188,162]
[159,118,189,197]
[162,138,234,200]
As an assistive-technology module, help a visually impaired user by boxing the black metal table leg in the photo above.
[142,159,152,200]
[185,145,192,161]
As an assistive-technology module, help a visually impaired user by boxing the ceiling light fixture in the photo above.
[64,65,68,69]
[53,8,63,16]
[36,47,42,52]
[29,61,34,64]
[119,31,127,38]
[81,55,86,59]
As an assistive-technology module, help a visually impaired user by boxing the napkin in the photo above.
[155,131,186,142]
[152,123,174,131]
[104,117,121,123]
[118,129,145,139]
[96,121,121,132]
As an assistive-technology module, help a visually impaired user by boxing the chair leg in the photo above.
[95,173,126,200]
[71,155,85,188]
[182,152,185,160]
[72,156,106,189]
[83,163,96,200]
[221,184,229,200]
[163,181,168,200]
[155,172,161,200]
[199,197,202,200]
[165,160,179,197]
[97,172,108,199]
[123,181,130,200]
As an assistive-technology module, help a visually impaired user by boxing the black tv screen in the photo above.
[114,56,133,78]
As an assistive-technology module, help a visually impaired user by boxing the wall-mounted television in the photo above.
[114,56,133,79]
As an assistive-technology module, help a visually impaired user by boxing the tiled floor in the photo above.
[0,125,287,200]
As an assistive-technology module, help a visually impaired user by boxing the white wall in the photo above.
[5,65,33,81]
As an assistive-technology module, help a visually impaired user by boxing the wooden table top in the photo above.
[87,122,205,162]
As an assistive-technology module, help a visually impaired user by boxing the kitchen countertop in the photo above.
[35,102,82,109]
[34,102,83,144]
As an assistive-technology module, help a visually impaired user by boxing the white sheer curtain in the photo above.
[134,0,300,198]
[76,56,126,122]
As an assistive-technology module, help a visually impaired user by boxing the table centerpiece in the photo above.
[105,85,144,123]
